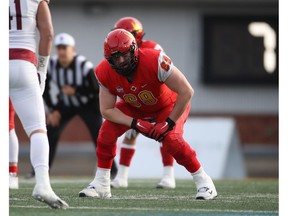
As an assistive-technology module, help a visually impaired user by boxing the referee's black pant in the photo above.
[47,104,118,179]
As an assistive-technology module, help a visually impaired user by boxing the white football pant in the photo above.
[9,60,46,136]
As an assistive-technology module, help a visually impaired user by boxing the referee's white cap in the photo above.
[54,33,75,46]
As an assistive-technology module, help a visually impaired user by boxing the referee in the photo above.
[27,33,118,179]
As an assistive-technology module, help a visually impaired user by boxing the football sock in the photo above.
[9,129,19,164]
[9,165,18,175]
[30,133,50,186]
[162,166,174,178]
[91,168,110,187]
[115,165,129,180]
[191,167,212,189]
[119,143,136,166]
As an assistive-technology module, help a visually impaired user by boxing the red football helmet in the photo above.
[104,29,139,77]
[113,17,145,46]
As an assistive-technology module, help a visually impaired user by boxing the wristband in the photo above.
[166,117,176,128]
[37,55,50,74]
[130,119,137,130]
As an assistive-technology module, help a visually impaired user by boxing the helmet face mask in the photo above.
[104,29,139,77]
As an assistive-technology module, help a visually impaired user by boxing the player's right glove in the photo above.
[37,71,46,95]
[131,119,154,138]
[37,55,49,95]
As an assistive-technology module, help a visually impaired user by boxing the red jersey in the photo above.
[95,49,177,113]
[141,40,163,51]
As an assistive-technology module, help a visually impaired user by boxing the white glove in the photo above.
[37,55,49,95]
[37,71,47,95]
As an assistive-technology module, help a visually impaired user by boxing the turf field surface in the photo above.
[9,178,278,216]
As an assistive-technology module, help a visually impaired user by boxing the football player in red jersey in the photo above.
[111,17,175,189]
[79,29,217,200]
[113,16,163,50]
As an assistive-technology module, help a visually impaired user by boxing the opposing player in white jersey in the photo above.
[9,0,69,209]
[110,17,176,189]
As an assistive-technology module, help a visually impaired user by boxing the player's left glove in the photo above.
[131,119,154,138]
[149,117,176,142]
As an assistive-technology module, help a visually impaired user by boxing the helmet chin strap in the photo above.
[116,69,135,83]
[126,73,135,84]
[114,52,138,78]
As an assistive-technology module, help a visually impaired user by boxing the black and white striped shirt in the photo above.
[43,54,99,112]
